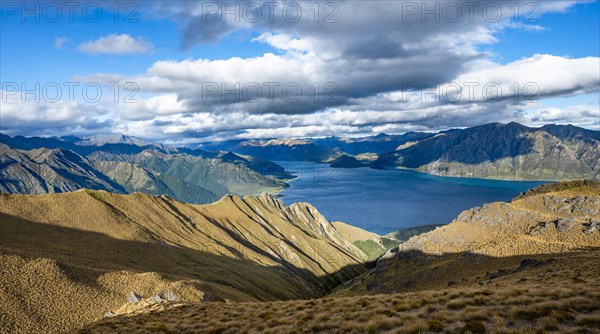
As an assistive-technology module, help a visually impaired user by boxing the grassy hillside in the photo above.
[4,181,599,334]
[74,181,600,333]
[333,181,600,297]
[332,221,397,260]
[388,181,600,257]
[0,191,369,333]
[76,250,600,334]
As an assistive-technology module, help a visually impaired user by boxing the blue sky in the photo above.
[1,1,599,140]
[489,1,599,62]
[1,3,276,83]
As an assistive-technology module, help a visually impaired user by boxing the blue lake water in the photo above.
[276,162,547,235]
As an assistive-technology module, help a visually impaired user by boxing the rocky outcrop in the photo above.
[127,292,142,304]
[387,181,600,257]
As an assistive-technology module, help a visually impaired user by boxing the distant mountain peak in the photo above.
[78,134,149,147]
[58,135,82,143]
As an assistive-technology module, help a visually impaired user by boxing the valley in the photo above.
[0,124,599,333]
[0,190,376,333]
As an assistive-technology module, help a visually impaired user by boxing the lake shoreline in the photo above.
[275,161,547,235]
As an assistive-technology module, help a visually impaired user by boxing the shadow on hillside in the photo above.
[0,213,368,301]
[342,247,600,295]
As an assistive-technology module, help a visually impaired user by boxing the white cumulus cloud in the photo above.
[77,34,153,55]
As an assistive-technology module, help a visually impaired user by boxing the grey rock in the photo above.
[486,269,507,280]
[528,222,548,236]
[583,220,600,234]
[519,258,544,268]
[149,295,163,303]
[104,311,114,318]
[160,290,178,301]
[555,218,576,232]
[128,291,142,304]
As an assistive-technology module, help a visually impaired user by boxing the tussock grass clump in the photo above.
[427,319,444,332]
[460,320,486,334]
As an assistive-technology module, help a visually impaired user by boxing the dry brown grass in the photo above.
[75,278,600,333]
[77,247,600,333]
[0,191,371,333]
[3,182,600,334]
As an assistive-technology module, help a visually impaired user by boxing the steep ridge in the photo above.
[0,144,124,194]
[0,191,370,333]
[375,123,600,180]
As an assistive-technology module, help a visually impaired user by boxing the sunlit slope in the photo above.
[332,221,397,260]
[0,143,124,194]
[0,191,368,333]
[392,180,600,257]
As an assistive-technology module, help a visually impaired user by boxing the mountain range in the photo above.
[375,122,600,180]
[0,134,290,203]
[200,122,600,180]
[198,132,434,162]
[2,122,598,202]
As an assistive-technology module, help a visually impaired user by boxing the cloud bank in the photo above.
[1,0,598,141]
